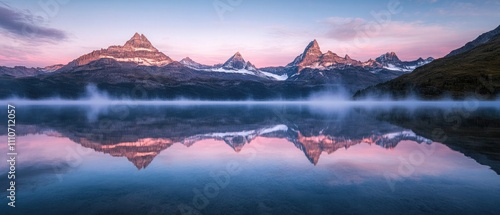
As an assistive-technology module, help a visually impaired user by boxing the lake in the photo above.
[1,102,499,215]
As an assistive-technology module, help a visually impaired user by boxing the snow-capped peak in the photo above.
[193,52,288,81]
[222,52,247,70]
[180,57,212,69]
[374,52,434,72]
[376,52,401,64]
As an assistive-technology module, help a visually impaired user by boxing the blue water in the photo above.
[1,103,499,215]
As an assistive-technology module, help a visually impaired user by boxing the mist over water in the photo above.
[2,84,500,108]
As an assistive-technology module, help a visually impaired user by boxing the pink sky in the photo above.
[0,1,499,68]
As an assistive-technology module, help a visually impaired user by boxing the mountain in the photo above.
[354,34,500,100]
[206,52,288,80]
[179,57,212,69]
[0,66,44,77]
[375,52,434,72]
[0,35,436,99]
[283,40,426,93]
[60,33,173,71]
[287,40,362,73]
[222,52,247,70]
[287,40,433,74]
[287,40,324,70]
[41,64,65,72]
[446,25,500,57]
[0,64,65,78]
[0,60,330,100]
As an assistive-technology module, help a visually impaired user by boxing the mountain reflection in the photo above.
[2,104,498,172]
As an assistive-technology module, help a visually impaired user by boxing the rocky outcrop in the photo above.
[64,33,173,69]
[287,40,433,73]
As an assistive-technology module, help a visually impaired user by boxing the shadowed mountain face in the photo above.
[222,52,247,70]
[354,34,500,100]
[286,40,432,74]
[2,104,498,173]
[446,24,500,57]
[374,107,500,174]
[0,33,435,99]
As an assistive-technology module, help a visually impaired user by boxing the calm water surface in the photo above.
[1,103,499,215]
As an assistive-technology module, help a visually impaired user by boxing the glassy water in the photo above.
[1,103,499,215]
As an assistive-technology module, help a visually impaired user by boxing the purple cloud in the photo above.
[0,4,67,41]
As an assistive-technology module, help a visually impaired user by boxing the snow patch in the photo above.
[207,67,256,75]
[201,67,288,81]
[196,124,288,139]
[99,55,170,66]
[260,71,288,81]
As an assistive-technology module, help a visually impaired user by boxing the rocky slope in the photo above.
[60,33,173,71]
[354,34,500,100]
[286,40,433,74]
[179,57,212,69]
[446,24,500,57]
[0,33,435,98]
[375,52,434,72]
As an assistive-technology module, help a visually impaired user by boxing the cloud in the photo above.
[0,4,67,42]
[322,17,450,42]
[323,17,366,41]
[319,16,481,60]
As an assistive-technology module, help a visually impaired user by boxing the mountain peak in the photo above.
[304,39,321,55]
[180,57,211,69]
[182,57,193,61]
[386,52,397,57]
[376,52,401,63]
[124,33,155,50]
[245,61,257,71]
[223,52,247,70]
[324,50,335,55]
[287,39,323,70]
[66,32,173,68]
[230,52,245,61]
[180,57,196,64]
[311,39,319,46]
[446,24,500,57]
